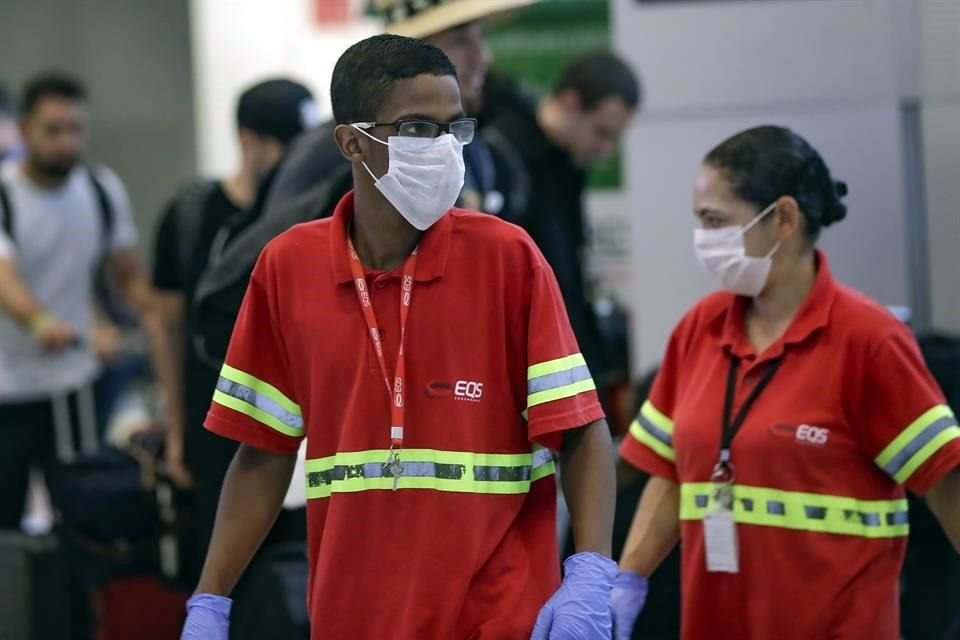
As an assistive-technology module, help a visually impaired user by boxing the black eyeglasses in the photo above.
[353,118,477,144]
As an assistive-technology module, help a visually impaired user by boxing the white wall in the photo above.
[189,0,379,176]
[612,0,928,373]
[919,0,960,333]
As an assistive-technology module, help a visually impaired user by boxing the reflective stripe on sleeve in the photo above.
[526,354,597,412]
[874,405,960,485]
[680,483,909,539]
[628,400,676,462]
[212,364,304,437]
[304,447,556,499]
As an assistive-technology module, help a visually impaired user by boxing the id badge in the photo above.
[704,486,739,573]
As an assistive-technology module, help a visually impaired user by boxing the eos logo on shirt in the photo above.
[796,425,829,446]
[770,423,830,447]
[455,381,484,402]
[424,380,484,403]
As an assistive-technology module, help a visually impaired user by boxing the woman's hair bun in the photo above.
[822,180,848,226]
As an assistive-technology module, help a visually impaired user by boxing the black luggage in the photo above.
[0,532,72,640]
[231,542,310,640]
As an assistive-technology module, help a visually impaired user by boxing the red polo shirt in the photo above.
[621,252,960,640]
[206,192,604,639]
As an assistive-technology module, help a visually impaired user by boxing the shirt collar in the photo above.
[712,250,838,359]
[330,190,453,285]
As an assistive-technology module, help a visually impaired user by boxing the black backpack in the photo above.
[0,166,114,253]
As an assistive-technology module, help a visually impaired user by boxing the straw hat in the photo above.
[375,0,535,39]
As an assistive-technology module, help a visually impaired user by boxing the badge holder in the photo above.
[704,454,739,574]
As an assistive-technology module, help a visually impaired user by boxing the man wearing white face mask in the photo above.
[610,126,960,640]
[181,35,618,640]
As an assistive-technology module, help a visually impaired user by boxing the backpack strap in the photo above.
[172,178,218,281]
[85,167,115,256]
[0,180,12,242]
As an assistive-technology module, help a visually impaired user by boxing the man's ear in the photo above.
[334,124,365,162]
[555,88,583,114]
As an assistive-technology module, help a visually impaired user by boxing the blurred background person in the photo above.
[187,0,535,439]
[151,78,317,584]
[0,72,172,529]
[486,50,640,413]
[0,83,22,162]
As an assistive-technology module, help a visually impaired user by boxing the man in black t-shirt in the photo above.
[152,79,316,581]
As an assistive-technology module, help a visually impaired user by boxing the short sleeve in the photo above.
[94,167,138,250]
[204,246,304,454]
[151,202,183,292]
[524,264,605,451]
[619,319,688,482]
[859,328,960,495]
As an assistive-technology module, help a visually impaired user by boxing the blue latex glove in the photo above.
[610,571,648,640]
[181,593,232,640]
[531,551,618,640]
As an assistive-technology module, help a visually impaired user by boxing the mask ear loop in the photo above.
[351,124,388,182]
[741,200,778,233]
[742,201,783,258]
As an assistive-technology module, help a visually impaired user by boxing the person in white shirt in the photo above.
[0,72,174,529]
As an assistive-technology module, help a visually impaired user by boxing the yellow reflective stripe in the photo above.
[680,483,909,539]
[531,460,558,482]
[527,378,596,410]
[305,448,542,468]
[629,419,676,462]
[219,363,301,416]
[212,390,303,438]
[640,400,674,436]
[527,353,587,380]
[874,405,959,484]
[893,426,960,484]
[304,447,555,499]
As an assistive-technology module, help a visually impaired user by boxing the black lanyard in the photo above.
[720,356,783,464]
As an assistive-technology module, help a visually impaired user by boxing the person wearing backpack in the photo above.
[151,79,317,580]
[0,73,171,530]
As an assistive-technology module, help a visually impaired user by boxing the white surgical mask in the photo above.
[693,201,782,297]
[353,126,465,231]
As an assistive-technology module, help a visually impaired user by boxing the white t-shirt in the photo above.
[0,161,138,402]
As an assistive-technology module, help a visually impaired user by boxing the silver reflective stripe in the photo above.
[690,492,908,529]
[532,447,555,470]
[637,413,673,447]
[215,376,304,430]
[309,457,546,488]
[527,365,592,394]
[767,501,785,515]
[881,416,959,477]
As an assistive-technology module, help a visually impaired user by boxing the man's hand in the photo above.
[92,320,124,363]
[31,314,78,353]
[181,593,231,640]
[530,552,618,640]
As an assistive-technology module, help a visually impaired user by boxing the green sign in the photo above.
[487,0,620,189]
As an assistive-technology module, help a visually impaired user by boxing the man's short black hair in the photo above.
[553,51,641,111]
[330,34,458,125]
[20,72,86,116]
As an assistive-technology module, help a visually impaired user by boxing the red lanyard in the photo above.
[347,238,417,454]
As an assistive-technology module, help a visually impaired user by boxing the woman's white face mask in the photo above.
[353,125,465,231]
[693,201,782,297]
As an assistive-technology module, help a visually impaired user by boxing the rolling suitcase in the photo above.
[0,532,72,640]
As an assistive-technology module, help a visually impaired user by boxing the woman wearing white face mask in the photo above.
[610,125,960,640]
